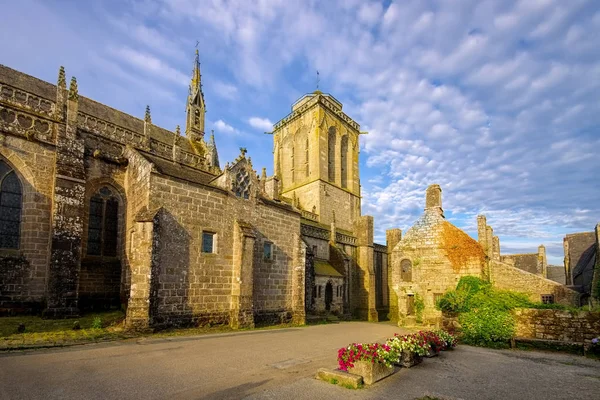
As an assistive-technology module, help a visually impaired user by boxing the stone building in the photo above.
[563,228,599,305]
[388,185,580,324]
[0,51,388,326]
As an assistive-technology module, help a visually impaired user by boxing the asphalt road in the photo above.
[1,322,599,400]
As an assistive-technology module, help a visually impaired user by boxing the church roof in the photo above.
[141,152,216,186]
[314,260,343,277]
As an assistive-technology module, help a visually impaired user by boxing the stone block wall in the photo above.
[0,134,54,311]
[491,260,579,305]
[391,211,485,323]
[514,308,600,343]
[143,172,303,327]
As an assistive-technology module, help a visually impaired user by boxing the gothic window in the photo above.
[340,135,348,188]
[305,137,309,178]
[328,127,336,182]
[0,159,22,249]
[400,259,412,282]
[87,186,119,257]
[232,169,251,199]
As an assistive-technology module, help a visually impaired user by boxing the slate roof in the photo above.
[141,152,216,186]
[314,260,343,277]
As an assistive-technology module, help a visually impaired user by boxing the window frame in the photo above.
[263,241,274,261]
[541,294,555,304]
[201,231,216,254]
[0,159,23,250]
[86,186,120,258]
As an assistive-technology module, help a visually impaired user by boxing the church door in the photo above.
[325,282,333,311]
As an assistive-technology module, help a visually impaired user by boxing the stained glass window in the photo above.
[86,186,119,257]
[0,159,22,249]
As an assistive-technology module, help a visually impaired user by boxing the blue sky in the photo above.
[1,0,599,264]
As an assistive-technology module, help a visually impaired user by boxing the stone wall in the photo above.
[391,209,485,323]
[500,253,539,274]
[0,134,54,312]
[491,260,579,305]
[144,172,303,327]
[514,308,600,343]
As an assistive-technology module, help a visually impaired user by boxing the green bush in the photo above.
[436,289,469,313]
[459,307,514,346]
[456,276,490,296]
[91,317,103,330]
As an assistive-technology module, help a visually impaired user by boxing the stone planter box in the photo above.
[347,361,396,385]
[425,346,439,358]
[397,350,423,368]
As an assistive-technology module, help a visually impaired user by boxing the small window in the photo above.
[263,242,273,261]
[202,232,215,253]
[317,285,322,298]
[541,294,555,304]
[312,245,318,257]
[400,259,412,282]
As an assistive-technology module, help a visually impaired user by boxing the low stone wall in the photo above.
[514,308,600,343]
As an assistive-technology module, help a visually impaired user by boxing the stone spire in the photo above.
[57,66,66,89]
[185,49,206,141]
[206,130,220,169]
[68,77,78,101]
[144,105,152,124]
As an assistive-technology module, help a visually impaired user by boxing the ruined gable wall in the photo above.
[491,260,579,305]
[500,253,539,274]
[0,134,54,311]
[391,213,485,322]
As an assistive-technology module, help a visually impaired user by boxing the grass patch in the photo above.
[0,310,124,337]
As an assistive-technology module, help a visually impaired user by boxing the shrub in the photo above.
[436,289,469,313]
[459,307,515,346]
[91,317,103,330]
[415,294,425,323]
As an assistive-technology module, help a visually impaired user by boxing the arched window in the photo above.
[328,127,336,182]
[0,159,22,249]
[87,186,119,257]
[305,137,309,178]
[400,259,412,282]
[340,135,348,188]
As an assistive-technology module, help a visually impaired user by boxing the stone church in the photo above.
[0,51,388,328]
[1,50,585,329]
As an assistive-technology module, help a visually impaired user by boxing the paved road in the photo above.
[0,322,407,400]
[1,322,599,400]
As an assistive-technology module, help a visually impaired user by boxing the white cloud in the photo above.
[213,119,239,135]
[110,46,188,86]
[248,117,273,131]
[212,80,238,100]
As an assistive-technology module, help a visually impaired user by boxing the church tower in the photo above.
[186,49,206,142]
[272,91,362,232]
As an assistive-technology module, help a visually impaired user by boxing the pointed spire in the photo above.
[175,125,181,136]
[261,167,267,181]
[57,66,66,89]
[144,105,151,124]
[68,77,78,101]
[209,129,215,145]
[191,49,201,92]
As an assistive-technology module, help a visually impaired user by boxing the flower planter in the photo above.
[397,350,423,368]
[347,361,396,385]
[425,346,439,358]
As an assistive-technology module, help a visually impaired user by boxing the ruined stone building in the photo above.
[563,228,600,305]
[0,51,387,327]
[387,185,580,324]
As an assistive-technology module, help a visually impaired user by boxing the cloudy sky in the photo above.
[1,0,599,264]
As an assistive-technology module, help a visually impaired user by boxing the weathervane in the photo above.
[195,40,199,48]
[316,70,320,91]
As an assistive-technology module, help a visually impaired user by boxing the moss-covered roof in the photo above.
[314,260,343,277]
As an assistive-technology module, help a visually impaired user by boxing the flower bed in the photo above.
[335,331,457,385]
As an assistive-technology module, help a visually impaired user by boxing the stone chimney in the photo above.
[492,236,500,261]
[386,228,402,253]
[538,245,547,277]
[425,184,443,216]
[265,176,279,201]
